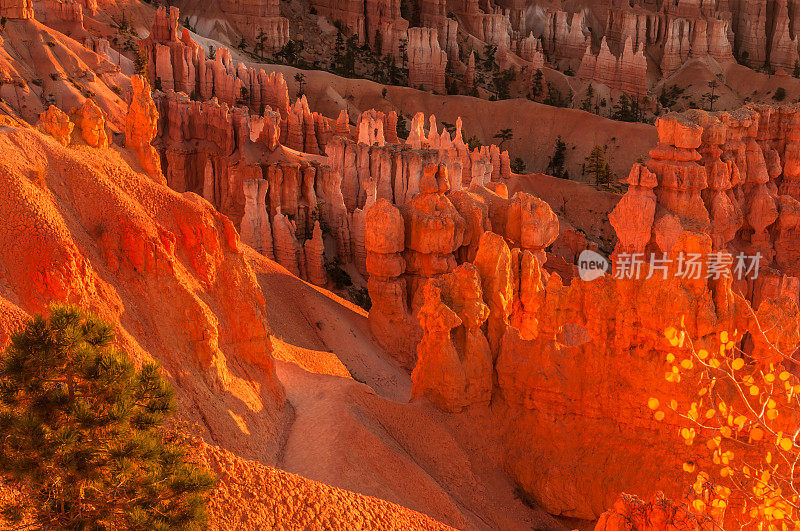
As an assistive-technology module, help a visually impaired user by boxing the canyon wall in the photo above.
[217,0,289,51]
[363,107,800,519]
[577,37,647,96]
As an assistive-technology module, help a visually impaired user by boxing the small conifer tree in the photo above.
[0,305,214,529]
[585,145,612,188]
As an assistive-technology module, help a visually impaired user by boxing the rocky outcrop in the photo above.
[661,17,692,76]
[217,0,289,51]
[407,27,447,94]
[241,178,274,259]
[311,0,408,55]
[578,37,647,96]
[71,98,108,148]
[359,104,800,519]
[304,221,326,286]
[312,0,366,45]
[505,192,560,265]
[401,217,792,517]
[0,123,286,472]
[608,105,800,289]
[141,6,303,122]
[767,0,799,70]
[37,105,73,146]
[734,0,768,67]
[412,263,491,412]
[280,95,331,154]
[154,89,348,281]
[272,209,301,276]
[609,163,657,256]
[403,164,467,304]
[464,51,475,93]
[517,33,545,70]
[125,75,161,178]
[366,198,417,366]
[0,0,33,19]
[542,10,586,66]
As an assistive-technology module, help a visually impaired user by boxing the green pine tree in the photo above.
[547,136,568,179]
[0,305,214,529]
[585,145,613,188]
[493,128,513,149]
[529,69,544,101]
[133,47,147,77]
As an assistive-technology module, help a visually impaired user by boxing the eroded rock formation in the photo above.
[359,103,800,519]
[578,37,647,96]
[37,105,73,146]
[1,0,33,19]
[71,98,108,148]
[217,0,289,51]
[125,75,161,177]
[407,27,447,94]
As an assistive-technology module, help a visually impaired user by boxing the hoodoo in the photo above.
[0,0,799,528]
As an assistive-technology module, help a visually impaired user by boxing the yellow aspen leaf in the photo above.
[750,385,760,396]
[698,349,709,360]
[698,387,708,396]
[670,399,678,410]
[780,437,794,451]
[672,365,679,374]
[720,467,732,477]
[681,359,694,370]
[735,415,747,428]
[648,398,660,410]
[683,462,696,473]
[726,341,735,350]
[692,499,706,512]
[721,426,732,438]
[732,358,745,370]
[710,359,721,368]
[774,509,785,520]
[721,331,729,343]
[780,371,791,381]
[705,409,716,419]
[666,353,675,363]
[767,398,777,409]
[765,373,776,383]
[751,427,765,441]
[768,409,779,420]
[654,411,665,421]
[668,331,682,347]
[767,451,773,464]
